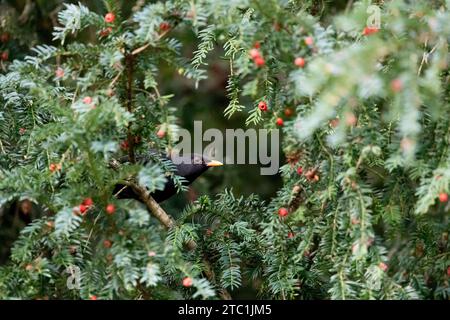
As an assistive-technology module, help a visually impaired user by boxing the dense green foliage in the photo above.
[0,0,449,299]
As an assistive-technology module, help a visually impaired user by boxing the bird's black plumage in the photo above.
[114,153,222,203]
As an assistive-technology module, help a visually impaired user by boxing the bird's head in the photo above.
[170,153,223,182]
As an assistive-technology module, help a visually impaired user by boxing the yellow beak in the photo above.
[206,160,224,167]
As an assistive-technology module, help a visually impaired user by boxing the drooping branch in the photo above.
[123,180,175,229]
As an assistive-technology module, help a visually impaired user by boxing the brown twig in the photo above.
[131,28,172,56]
[120,179,231,299]
[124,180,175,229]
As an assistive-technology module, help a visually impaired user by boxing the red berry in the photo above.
[99,27,112,37]
[0,33,9,43]
[278,207,288,217]
[294,57,305,68]
[103,239,112,248]
[120,140,129,150]
[253,41,260,49]
[104,12,116,23]
[390,78,403,92]
[273,22,281,32]
[304,36,314,46]
[258,101,268,111]
[159,22,171,32]
[379,262,388,272]
[276,117,284,126]
[83,198,93,206]
[19,128,26,135]
[106,204,115,215]
[1,51,8,61]
[55,67,64,78]
[363,27,379,36]
[297,166,303,175]
[249,48,261,59]
[288,232,294,239]
[83,96,92,104]
[157,129,166,138]
[439,193,448,203]
[345,113,357,126]
[49,163,57,172]
[284,108,294,117]
[89,295,97,300]
[330,118,340,128]
[182,277,193,287]
[79,204,87,214]
[254,56,265,67]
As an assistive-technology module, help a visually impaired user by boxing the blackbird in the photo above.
[114,153,223,203]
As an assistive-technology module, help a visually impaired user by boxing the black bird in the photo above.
[114,153,223,203]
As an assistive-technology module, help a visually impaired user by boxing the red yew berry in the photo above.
[249,48,261,59]
[99,27,112,37]
[363,27,379,36]
[258,101,268,111]
[330,118,340,128]
[0,33,9,43]
[294,57,305,68]
[106,204,115,215]
[297,166,303,175]
[157,129,166,138]
[379,262,388,272]
[288,232,294,239]
[148,251,156,257]
[345,112,357,126]
[120,140,129,150]
[49,163,57,172]
[284,108,294,117]
[273,22,281,32]
[83,198,93,206]
[253,41,260,49]
[278,207,288,217]
[254,56,265,67]
[79,204,87,214]
[159,22,171,32]
[55,67,64,78]
[182,277,193,287]
[304,36,314,46]
[104,12,116,23]
[103,239,112,248]
[276,117,284,126]
[89,295,98,300]
[83,96,92,104]
[390,78,403,93]
[439,192,448,203]
[1,51,8,61]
